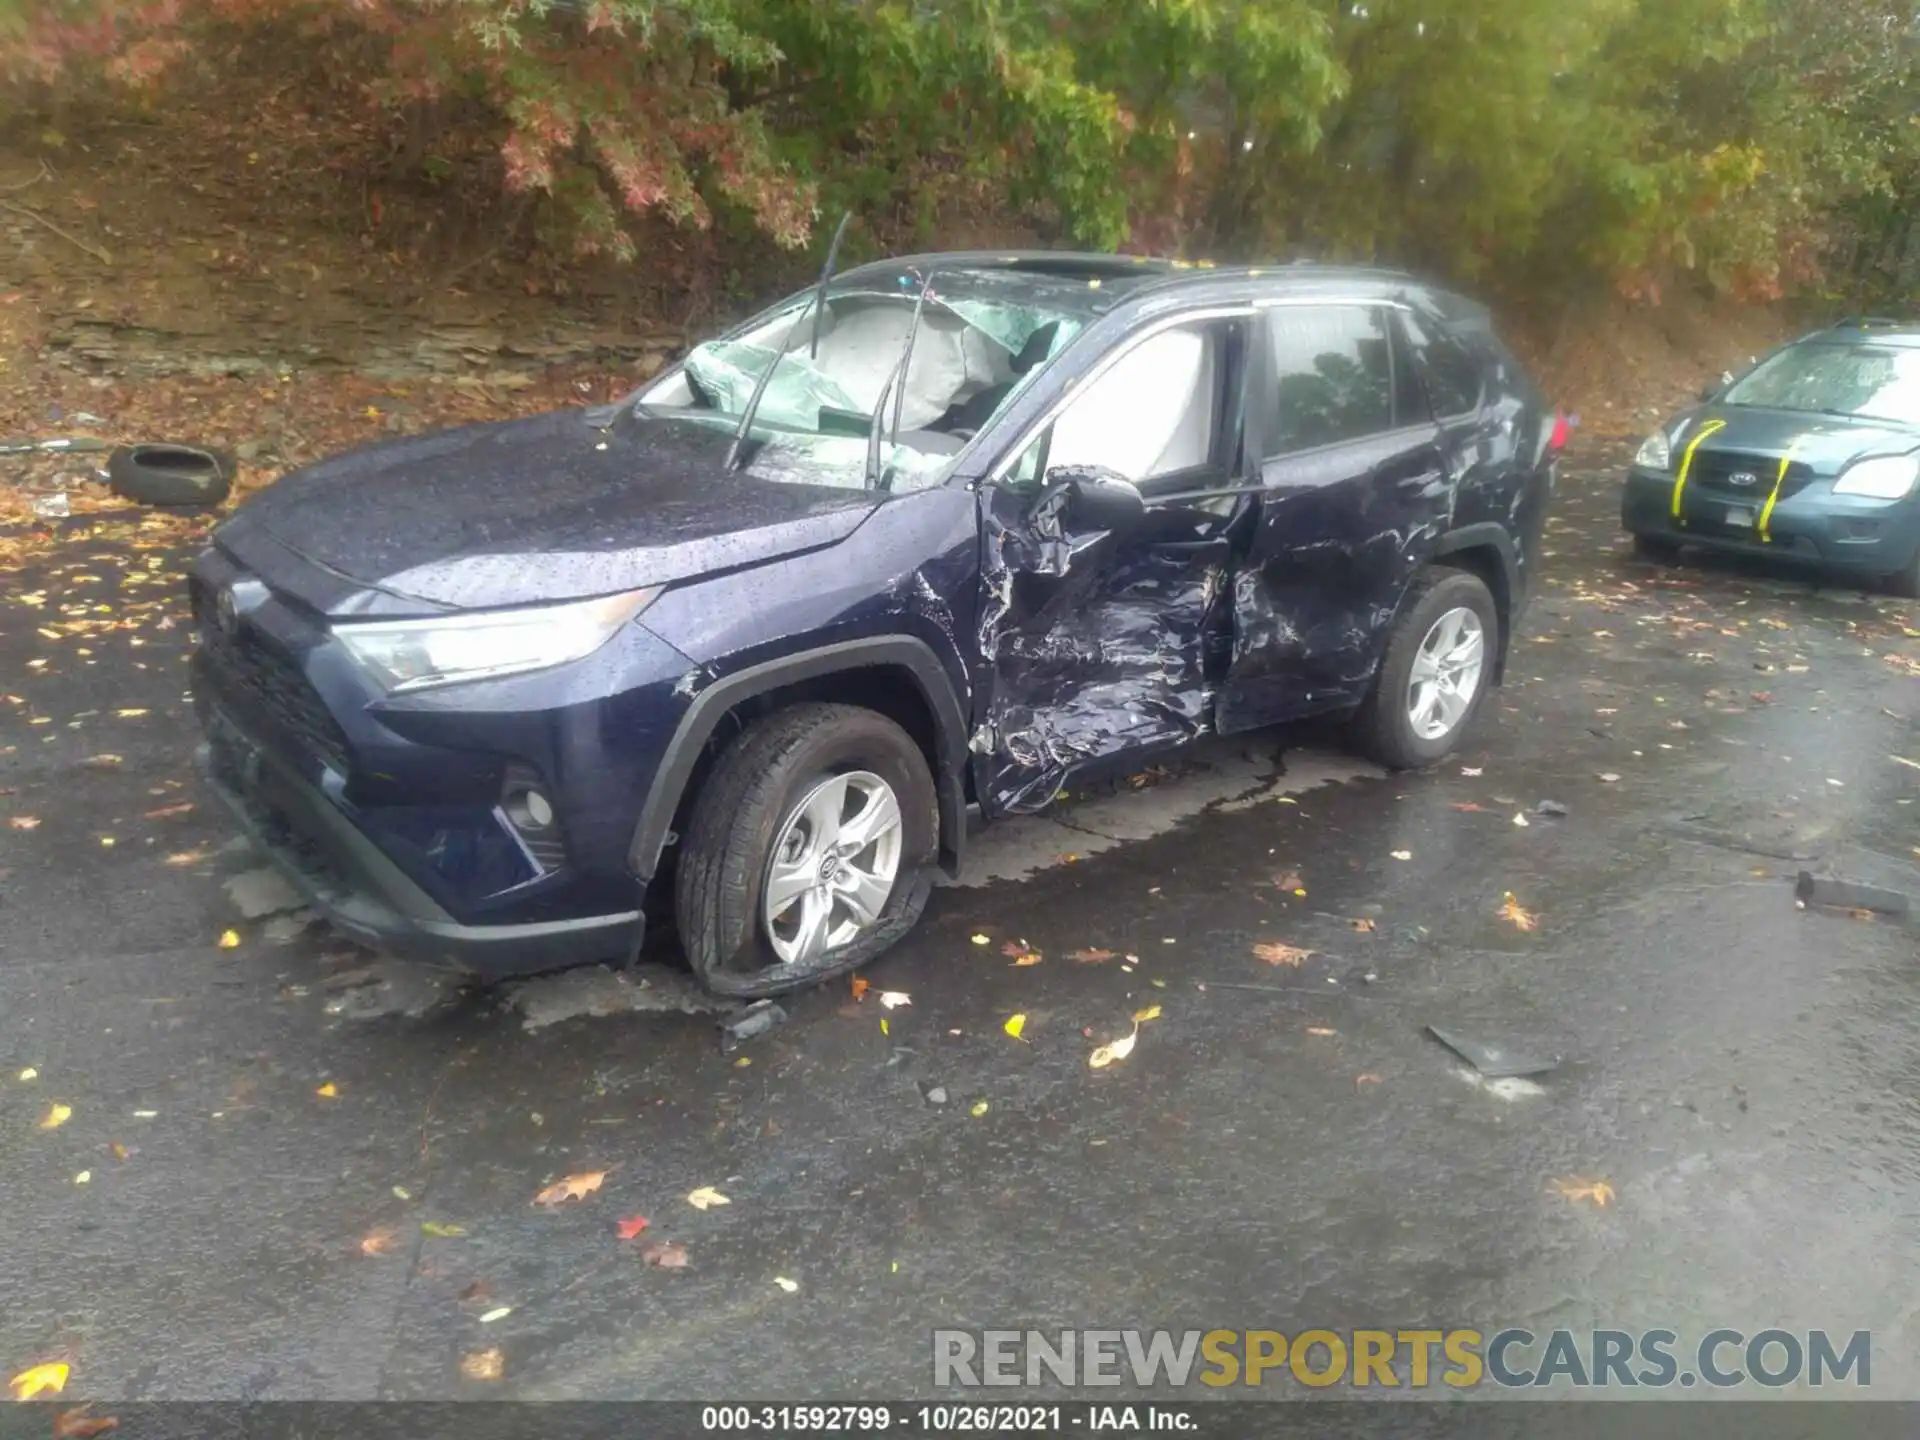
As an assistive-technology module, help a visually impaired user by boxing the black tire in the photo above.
[1880,548,1920,600]
[106,443,235,507]
[1352,567,1500,770]
[675,702,938,998]
[1630,532,1684,564]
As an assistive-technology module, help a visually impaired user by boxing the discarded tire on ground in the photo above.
[106,443,236,507]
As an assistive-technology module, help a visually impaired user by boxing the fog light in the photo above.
[504,788,554,832]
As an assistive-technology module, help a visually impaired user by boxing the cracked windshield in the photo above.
[0,0,1915,1431]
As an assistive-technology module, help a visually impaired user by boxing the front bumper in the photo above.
[199,704,642,981]
[1621,465,1920,577]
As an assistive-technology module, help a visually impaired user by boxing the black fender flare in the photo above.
[628,636,970,883]
[1428,523,1522,680]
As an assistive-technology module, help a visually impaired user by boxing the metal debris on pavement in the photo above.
[1793,872,1910,919]
[1424,1024,1561,1079]
[720,999,789,1051]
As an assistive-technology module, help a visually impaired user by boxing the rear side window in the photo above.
[1402,311,1483,418]
[1265,305,1395,453]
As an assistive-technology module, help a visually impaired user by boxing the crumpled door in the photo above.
[970,479,1241,815]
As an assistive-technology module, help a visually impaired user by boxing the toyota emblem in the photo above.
[1728,471,1759,488]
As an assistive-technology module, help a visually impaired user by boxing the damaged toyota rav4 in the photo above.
[189,251,1563,997]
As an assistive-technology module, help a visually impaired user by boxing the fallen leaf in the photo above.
[81,754,122,768]
[73,1171,90,1185]
[111,1143,128,1162]
[1003,1013,1027,1040]
[1451,802,1486,813]
[1306,1026,1337,1037]
[1253,941,1313,967]
[143,802,193,819]
[1355,1072,1383,1086]
[880,1017,889,1036]
[614,1215,650,1241]
[1461,766,1483,777]
[40,1102,72,1130]
[1089,1026,1139,1069]
[460,1349,503,1381]
[1273,869,1304,891]
[1390,849,1412,861]
[1551,1176,1616,1207]
[315,1082,338,1099]
[360,1227,398,1256]
[52,1404,117,1438]
[1008,950,1043,967]
[478,1307,513,1324]
[164,849,208,867]
[773,1276,799,1293]
[8,815,39,830]
[969,1100,990,1117]
[532,1171,606,1207]
[850,976,870,1000]
[19,1067,37,1081]
[1597,772,1621,783]
[1499,893,1539,933]
[218,929,240,949]
[1349,917,1377,933]
[1891,755,1920,772]
[9,1362,70,1401]
[970,933,990,946]
[114,709,148,719]
[639,1239,689,1268]
[1069,948,1116,963]
[686,1185,730,1210]
[878,991,911,1009]
[420,1221,467,1238]
[1511,813,1530,828]
[1131,1004,1162,1024]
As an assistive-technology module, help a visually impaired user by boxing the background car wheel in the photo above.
[1353,566,1500,770]
[106,443,236,507]
[1630,532,1684,564]
[675,702,938,998]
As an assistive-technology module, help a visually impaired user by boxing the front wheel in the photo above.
[1352,568,1500,770]
[675,703,938,998]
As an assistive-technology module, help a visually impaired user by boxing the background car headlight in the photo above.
[1634,430,1672,470]
[334,588,661,693]
[1832,453,1920,500]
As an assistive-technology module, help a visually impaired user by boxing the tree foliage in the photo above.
[0,0,1914,299]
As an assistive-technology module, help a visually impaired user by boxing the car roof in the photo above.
[832,250,1428,315]
[1810,317,1920,348]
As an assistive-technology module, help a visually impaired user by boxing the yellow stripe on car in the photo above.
[1757,439,1802,544]
[1670,419,1728,523]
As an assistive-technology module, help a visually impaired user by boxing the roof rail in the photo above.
[1831,315,1911,329]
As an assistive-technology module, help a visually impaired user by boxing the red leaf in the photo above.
[615,1215,649,1240]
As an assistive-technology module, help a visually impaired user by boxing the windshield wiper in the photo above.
[865,269,940,492]
[724,210,853,473]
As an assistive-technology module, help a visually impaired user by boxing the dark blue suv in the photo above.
[189,253,1564,997]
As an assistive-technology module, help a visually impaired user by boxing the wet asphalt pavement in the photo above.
[3,436,1918,1404]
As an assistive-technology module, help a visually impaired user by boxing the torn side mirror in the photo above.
[1037,465,1146,534]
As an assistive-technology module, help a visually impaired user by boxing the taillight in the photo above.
[1547,412,1571,452]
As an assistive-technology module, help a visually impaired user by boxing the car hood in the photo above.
[1687,405,1920,473]
[214,410,884,612]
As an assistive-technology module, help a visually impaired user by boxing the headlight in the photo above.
[1633,430,1672,470]
[334,588,661,693]
[1832,453,1920,500]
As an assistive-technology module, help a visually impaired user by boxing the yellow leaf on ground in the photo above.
[969,1100,989,1117]
[461,1349,503,1381]
[1069,948,1117,963]
[969,934,990,945]
[773,1276,799,1293]
[9,1362,70,1401]
[1390,849,1412,861]
[41,1102,72,1130]
[360,1227,398,1256]
[1499,893,1539,932]
[217,929,240,949]
[1306,1026,1337,1037]
[1132,1005,1162,1024]
[686,1185,730,1210]
[532,1171,606,1207]
[1008,951,1043,967]
[1551,1176,1616,1207]
[315,1082,338,1099]
[1253,941,1313,967]
[1003,1013,1027,1040]
[8,815,39,830]
[1089,1026,1140,1070]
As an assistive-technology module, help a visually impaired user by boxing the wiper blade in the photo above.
[810,212,852,361]
[868,269,940,492]
[725,210,854,473]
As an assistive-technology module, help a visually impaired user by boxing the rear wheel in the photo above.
[1630,532,1684,564]
[675,703,938,998]
[1353,567,1499,770]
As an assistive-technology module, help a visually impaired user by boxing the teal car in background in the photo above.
[1621,317,1920,597]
